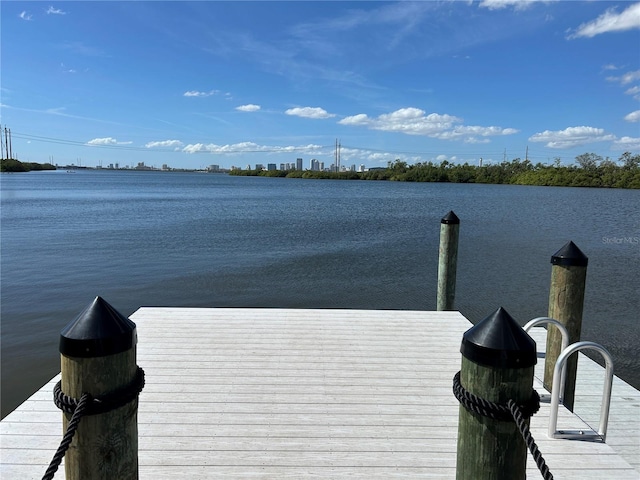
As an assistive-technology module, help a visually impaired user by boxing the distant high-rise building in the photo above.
[280,163,286,171]
[296,158,303,170]
[255,164,264,171]
[267,163,277,171]
[311,159,319,171]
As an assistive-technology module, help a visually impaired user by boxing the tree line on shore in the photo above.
[231,152,640,188]
[0,159,56,172]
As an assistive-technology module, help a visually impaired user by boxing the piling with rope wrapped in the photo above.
[55,296,141,480]
[455,307,538,480]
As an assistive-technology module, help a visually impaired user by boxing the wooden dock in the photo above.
[1,308,639,479]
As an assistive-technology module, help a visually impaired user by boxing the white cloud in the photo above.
[86,137,132,146]
[568,2,640,39]
[435,154,462,163]
[625,86,640,100]
[339,113,370,126]
[614,136,640,150]
[19,11,33,20]
[182,141,324,155]
[625,110,640,122]
[464,137,491,144]
[607,70,640,86]
[434,125,519,142]
[365,152,395,162]
[340,108,459,136]
[339,107,518,143]
[182,143,209,154]
[285,107,335,119]
[529,126,616,148]
[46,6,66,15]
[145,140,184,148]
[337,146,423,165]
[183,90,219,97]
[478,0,554,11]
[236,104,261,112]
[87,137,117,145]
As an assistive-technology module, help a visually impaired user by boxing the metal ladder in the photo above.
[523,317,614,442]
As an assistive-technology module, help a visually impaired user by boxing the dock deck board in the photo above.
[1,308,638,479]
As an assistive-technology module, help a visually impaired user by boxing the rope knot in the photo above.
[452,370,539,421]
[53,366,145,416]
[43,366,144,480]
[452,370,553,480]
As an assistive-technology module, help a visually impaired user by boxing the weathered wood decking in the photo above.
[1,308,638,479]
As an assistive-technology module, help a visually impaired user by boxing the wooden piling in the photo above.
[437,210,460,311]
[456,307,537,480]
[544,241,588,412]
[59,296,140,480]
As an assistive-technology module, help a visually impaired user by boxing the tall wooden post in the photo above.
[456,307,537,480]
[544,241,588,412]
[437,210,460,311]
[59,296,140,480]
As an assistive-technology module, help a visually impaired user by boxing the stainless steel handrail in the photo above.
[548,341,614,442]
[523,317,569,404]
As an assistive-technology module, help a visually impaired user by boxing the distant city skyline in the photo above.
[52,157,368,173]
[1,1,639,169]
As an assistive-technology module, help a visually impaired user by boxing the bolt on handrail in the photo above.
[548,341,614,442]
[523,317,569,404]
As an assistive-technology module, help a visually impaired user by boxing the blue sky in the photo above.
[1,1,639,170]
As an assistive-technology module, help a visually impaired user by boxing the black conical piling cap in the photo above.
[60,296,137,358]
[551,241,588,267]
[460,307,536,369]
[441,210,460,225]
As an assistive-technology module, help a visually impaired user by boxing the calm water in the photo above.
[1,170,639,417]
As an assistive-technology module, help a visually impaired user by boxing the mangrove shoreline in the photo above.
[231,152,640,189]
